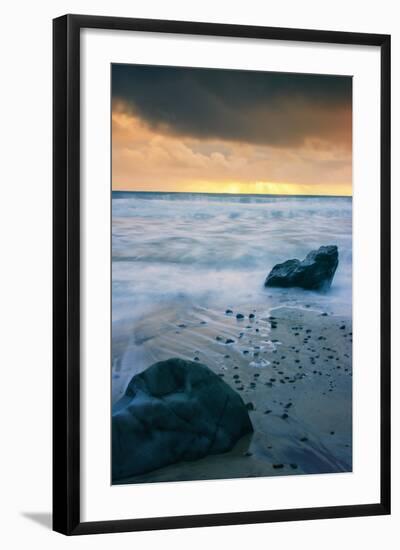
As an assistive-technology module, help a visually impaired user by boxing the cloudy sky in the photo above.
[112,64,352,196]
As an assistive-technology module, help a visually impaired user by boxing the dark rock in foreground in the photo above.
[264,245,339,291]
[112,358,253,481]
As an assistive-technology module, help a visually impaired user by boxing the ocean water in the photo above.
[112,191,352,323]
[112,192,353,479]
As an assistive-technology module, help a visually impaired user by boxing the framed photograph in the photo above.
[53,14,391,535]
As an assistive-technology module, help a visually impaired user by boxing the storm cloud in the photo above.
[112,64,352,148]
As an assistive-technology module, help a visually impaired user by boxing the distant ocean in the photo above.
[112,190,352,323]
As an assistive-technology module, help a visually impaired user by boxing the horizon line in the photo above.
[111,189,352,199]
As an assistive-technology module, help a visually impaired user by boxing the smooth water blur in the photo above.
[112,192,352,325]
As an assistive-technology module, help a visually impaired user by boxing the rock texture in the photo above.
[112,358,253,481]
[264,245,339,291]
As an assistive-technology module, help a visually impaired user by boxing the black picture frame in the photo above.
[53,14,391,535]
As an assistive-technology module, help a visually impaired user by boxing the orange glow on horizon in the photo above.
[112,179,352,197]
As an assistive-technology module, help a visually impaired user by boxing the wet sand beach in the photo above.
[113,304,352,484]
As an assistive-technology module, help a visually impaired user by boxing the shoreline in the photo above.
[113,305,352,485]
